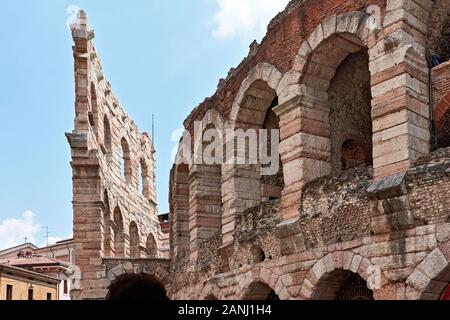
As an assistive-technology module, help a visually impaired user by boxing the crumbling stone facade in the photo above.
[66,12,168,300]
[70,0,450,300]
[167,0,450,300]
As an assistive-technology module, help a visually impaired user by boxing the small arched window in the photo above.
[129,221,140,258]
[89,83,98,128]
[121,138,132,182]
[113,207,125,257]
[103,115,112,155]
[139,158,150,197]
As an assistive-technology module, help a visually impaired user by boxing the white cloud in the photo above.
[212,0,290,40]
[47,236,63,246]
[0,211,41,250]
[0,211,66,250]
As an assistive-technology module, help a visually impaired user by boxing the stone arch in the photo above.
[189,109,224,261]
[273,11,380,220]
[113,207,126,257]
[243,281,280,300]
[300,252,379,300]
[435,92,450,148]
[146,233,158,258]
[107,273,169,301]
[237,267,289,300]
[405,241,450,300]
[129,221,140,258]
[121,137,132,183]
[229,63,283,127]
[223,63,285,244]
[89,82,99,129]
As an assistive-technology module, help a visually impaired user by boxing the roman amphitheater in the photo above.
[67,0,450,300]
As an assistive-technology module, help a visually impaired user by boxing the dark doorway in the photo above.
[108,274,169,301]
[244,281,279,300]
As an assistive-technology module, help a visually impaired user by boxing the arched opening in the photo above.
[188,119,223,257]
[296,32,373,186]
[129,221,140,258]
[311,270,373,300]
[103,190,113,257]
[103,115,112,156]
[233,79,284,204]
[89,83,98,130]
[244,282,279,300]
[261,97,284,201]
[139,158,150,198]
[121,138,132,182]
[146,233,158,258]
[113,207,125,257]
[107,274,169,300]
[329,48,373,174]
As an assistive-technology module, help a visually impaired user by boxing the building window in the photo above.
[28,288,34,301]
[47,293,52,300]
[6,285,13,300]
[64,280,68,294]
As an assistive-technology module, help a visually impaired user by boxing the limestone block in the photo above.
[417,248,449,280]
[321,14,337,40]
[406,269,431,291]
[336,12,366,35]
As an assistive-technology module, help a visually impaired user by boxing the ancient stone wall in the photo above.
[67,11,164,300]
[171,148,450,300]
[168,0,450,301]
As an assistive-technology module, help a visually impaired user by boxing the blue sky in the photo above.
[0,0,289,249]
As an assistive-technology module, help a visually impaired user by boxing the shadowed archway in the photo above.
[244,281,280,300]
[107,274,169,301]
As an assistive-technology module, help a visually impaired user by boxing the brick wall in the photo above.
[433,61,450,147]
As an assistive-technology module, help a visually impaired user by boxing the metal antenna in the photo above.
[42,226,50,247]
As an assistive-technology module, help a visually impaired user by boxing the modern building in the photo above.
[0,239,78,300]
[0,264,59,300]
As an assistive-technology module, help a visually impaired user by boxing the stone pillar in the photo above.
[170,164,190,259]
[221,164,261,245]
[274,96,331,221]
[370,0,432,178]
[189,164,222,262]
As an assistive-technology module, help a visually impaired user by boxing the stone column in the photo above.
[370,0,432,178]
[170,164,190,259]
[189,164,222,262]
[274,96,331,221]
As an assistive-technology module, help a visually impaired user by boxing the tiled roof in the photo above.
[0,264,60,283]
[0,255,69,268]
